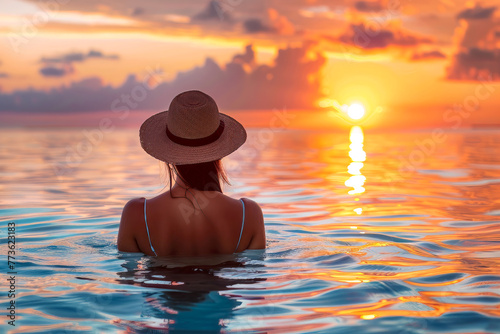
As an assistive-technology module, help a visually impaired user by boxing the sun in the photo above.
[347,103,366,120]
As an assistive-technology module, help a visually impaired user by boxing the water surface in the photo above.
[0,127,499,333]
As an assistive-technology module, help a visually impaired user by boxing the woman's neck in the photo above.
[172,176,190,190]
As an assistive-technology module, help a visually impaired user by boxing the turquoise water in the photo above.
[1,128,500,333]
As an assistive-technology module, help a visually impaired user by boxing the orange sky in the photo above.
[0,0,499,129]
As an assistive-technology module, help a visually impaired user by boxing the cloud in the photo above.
[131,7,145,16]
[457,5,496,20]
[447,7,500,81]
[411,50,446,61]
[0,77,123,113]
[231,44,255,65]
[354,1,384,12]
[38,49,119,78]
[336,22,433,49]
[0,43,326,112]
[40,50,119,64]
[192,0,233,22]
[243,19,272,33]
[243,8,295,35]
[137,42,324,109]
[11,0,464,55]
[447,48,500,80]
[39,66,73,77]
[267,8,295,35]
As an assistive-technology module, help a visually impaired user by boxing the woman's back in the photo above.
[118,187,265,257]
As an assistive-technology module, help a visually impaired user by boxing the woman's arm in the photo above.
[246,199,266,249]
[117,198,142,253]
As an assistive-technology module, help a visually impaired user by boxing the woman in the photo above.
[117,90,266,256]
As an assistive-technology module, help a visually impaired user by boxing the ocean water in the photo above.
[0,126,499,333]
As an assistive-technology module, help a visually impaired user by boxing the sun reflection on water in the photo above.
[345,126,366,196]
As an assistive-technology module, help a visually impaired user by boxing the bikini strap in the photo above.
[235,198,245,252]
[144,198,157,256]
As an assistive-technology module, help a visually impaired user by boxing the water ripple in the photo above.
[0,129,499,333]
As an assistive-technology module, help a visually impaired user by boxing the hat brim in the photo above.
[139,110,247,165]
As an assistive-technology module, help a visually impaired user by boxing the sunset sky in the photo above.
[0,0,499,129]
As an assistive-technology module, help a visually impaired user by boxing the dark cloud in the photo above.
[131,7,145,16]
[411,50,446,61]
[457,5,496,20]
[232,44,255,65]
[460,48,497,61]
[0,77,122,112]
[447,48,500,80]
[447,6,500,81]
[38,49,119,78]
[336,23,433,49]
[0,44,326,112]
[192,0,232,22]
[243,18,273,33]
[39,66,72,77]
[88,50,119,59]
[243,8,294,35]
[41,50,119,64]
[354,1,384,12]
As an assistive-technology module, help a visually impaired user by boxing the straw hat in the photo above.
[139,90,247,165]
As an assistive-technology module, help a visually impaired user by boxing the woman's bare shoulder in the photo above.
[240,197,263,213]
[240,197,265,249]
[239,197,264,228]
[122,197,145,213]
[117,197,145,252]
[119,197,146,228]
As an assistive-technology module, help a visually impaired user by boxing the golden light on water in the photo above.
[349,125,364,143]
[346,126,366,196]
[347,103,366,120]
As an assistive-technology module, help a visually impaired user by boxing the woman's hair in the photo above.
[165,160,230,193]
